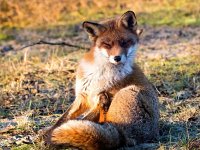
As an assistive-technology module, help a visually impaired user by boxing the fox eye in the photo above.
[120,39,133,47]
[102,42,112,49]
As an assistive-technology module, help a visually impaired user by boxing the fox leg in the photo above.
[81,92,111,122]
[55,93,89,126]
[98,92,111,123]
[42,93,89,143]
[80,105,100,122]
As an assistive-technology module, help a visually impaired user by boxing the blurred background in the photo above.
[0,0,200,47]
[0,0,200,149]
[1,0,200,28]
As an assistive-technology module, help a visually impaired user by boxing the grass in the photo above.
[0,40,199,149]
[12,144,34,150]
[61,0,200,27]
[0,32,13,42]
[0,0,200,149]
[0,48,80,117]
[138,9,200,27]
[140,56,200,98]
[0,0,200,29]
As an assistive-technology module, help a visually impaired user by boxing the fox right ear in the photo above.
[119,11,137,31]
[82,21,106,38]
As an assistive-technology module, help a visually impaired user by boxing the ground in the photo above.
[0,25,199,150]
[0,0,200,149]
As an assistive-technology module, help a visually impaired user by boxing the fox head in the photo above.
[82,11,142,65]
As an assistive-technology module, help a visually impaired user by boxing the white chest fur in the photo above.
[75,46,137,96]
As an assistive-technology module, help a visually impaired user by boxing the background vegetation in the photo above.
[1,0,200,28]
[0,0,200,149]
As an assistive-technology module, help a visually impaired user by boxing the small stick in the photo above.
[17,40,90,51]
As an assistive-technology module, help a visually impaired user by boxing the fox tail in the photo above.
[50,120,124,150]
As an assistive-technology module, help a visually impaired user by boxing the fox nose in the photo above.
[114,56,121,62]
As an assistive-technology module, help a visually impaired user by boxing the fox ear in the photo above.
[119,11,137,31]
[82,21,106,38]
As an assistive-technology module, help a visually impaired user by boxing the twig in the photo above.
[17,40,90,51]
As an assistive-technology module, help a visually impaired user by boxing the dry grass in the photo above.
[0,36,199,149]
[0,0,200,149]
[0,0,200,28]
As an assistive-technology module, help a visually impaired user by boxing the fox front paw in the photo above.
[98,92,111,112]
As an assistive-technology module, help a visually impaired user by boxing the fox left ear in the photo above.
[119,11,137,31]
[82,21,106,38]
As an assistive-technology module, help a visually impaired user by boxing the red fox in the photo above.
[43,11,159,150]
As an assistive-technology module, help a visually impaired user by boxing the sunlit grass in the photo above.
[140,55,200,97]
[0,42,199,149]
[0,0,200,149]
[0,0,200,28]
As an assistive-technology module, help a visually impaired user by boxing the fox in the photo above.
[43,11,160,150]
